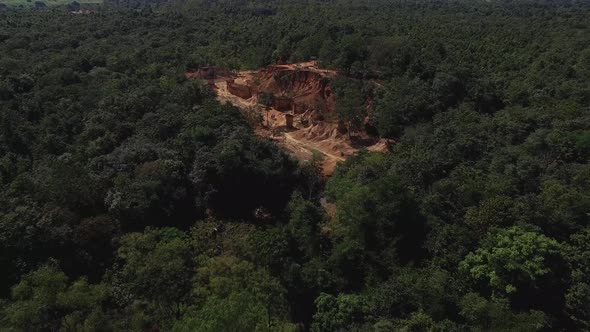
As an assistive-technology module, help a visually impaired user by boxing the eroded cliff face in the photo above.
[227,81,252,99]
[251,63,336,115]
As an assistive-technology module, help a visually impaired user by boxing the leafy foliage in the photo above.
[460,227,564,299]
[0,0,589,330]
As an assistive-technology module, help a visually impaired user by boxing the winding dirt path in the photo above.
[283,133,345,162]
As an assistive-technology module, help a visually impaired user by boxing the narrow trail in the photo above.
[283,133,345,162]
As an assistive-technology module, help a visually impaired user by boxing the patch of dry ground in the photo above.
[196,62,389,176]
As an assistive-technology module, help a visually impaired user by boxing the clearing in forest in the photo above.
[188,61,390,176]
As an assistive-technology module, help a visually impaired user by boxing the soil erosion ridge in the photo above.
[186,61,391,176]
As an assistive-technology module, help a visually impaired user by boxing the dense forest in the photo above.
[1,0,589,330]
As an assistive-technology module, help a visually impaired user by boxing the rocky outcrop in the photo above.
[285,114,294,128]
[254,65,336,114]
[293,102,307,114]
[227,82,252,99]
[273,96,293,112]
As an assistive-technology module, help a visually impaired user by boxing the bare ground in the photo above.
[208,64,386,176]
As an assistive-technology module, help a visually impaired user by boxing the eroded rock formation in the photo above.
[227,81,252,99]
[254,64,336,114]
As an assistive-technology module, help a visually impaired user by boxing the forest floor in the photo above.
[209,63,387,176]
